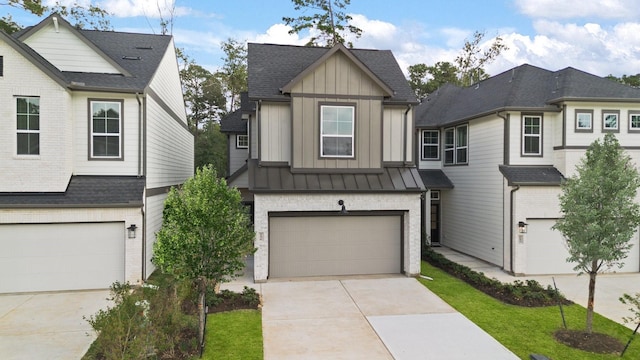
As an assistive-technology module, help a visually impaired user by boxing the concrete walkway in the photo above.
[431,246,640,330]
[260,277,518,360]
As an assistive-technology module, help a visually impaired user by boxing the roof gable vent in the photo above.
[122,55,141,60]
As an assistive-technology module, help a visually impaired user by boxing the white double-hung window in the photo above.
[320,105,354,158]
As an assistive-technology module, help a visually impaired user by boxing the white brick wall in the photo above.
[0,207,144,284]
[253,192,422,281]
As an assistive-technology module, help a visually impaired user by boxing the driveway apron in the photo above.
[261,276,518,359]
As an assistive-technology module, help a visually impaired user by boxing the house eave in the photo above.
[548,96,640,104]
[416,105,561,129]
[0,202,144,209]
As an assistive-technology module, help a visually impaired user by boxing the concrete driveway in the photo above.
[0,290,111,360]
[261,276,518,360]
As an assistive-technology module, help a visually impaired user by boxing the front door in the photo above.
[430,204,440,244]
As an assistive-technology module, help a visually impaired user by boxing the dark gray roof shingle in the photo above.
[418,169,454,189]
[499,165,564,186]
[248,43,417,103]
[220,109,246,133]
[0,176,145,207]
[248,160,424,193]
[416,64,640,127]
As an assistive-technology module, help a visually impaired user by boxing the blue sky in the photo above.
[8,0,640,78]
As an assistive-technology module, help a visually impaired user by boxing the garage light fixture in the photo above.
[127,224,138,239]
[338,200,348,214]
[518,221,528,234]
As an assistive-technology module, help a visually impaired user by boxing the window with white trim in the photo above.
[443,124,467,165]
[630,111,640,131]
[90,100,122,158]
[430,190,440,200]
[602,110,619,132]
[236,134,248,148]
[16,96,40,155]
[522,115,542,155]
[320,105,354,157]
[421,130,439,160]
[575,110,593,131]
[0,56,4,77]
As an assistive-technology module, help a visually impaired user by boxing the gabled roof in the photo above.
[499,165,564,186]
[248,43,417,103]
[3,14,173,93]
[248,160,424,193]
[0,176,145,208]
[416,64,640,127]
[221,92,253,133]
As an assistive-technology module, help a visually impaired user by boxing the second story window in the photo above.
[421,130,440,160]
[236,134,249,149]
[444,124,468,165]
[630,111,640,132]
[16,97,40,155]
[522,115,542,156]
[321,105,354,158]
[602,110,619,132]
[90,100,123,159]
[575,110,593,132]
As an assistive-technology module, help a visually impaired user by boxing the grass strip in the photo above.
[419,261,640,360]
[201,309,263,360]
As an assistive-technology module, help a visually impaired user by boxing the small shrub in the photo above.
[241,286,260,307]
[422,247,571,307]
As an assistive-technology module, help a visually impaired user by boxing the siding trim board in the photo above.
[146,88,189,132]
[289,93,384,101]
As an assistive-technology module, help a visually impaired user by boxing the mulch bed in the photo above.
[207,295,260,313]
[555,329,625,354]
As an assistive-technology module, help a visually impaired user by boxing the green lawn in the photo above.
[419,261,640,360]
[201,310,263,360]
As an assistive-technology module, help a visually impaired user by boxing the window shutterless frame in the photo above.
[522,114,542,156]
[320,104,355,158]
[16,96,40,155]
[602,110,620,133]
[443,124,468,165]
[89,99,124,160]
[629,111,640,133]
[236,134,249,148]
[421,129,440,160]
[575,109,593,133]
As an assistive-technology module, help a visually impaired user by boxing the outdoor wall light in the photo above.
[338,200,348,214]
[518,221,528,234]
[127,224,138,239]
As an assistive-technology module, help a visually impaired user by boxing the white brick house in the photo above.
[0,15,193,293]
[243,43,424,282]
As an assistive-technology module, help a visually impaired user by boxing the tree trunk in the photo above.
[197,278,206,353]
[586,261,598,333]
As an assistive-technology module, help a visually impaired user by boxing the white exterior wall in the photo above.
[260,103,291,163]
[564,102,640,146]
[145,95,193,188]
[228,169,249,188]
[148,41,187,124]
[229,134,249,175]
[22,21,120,74]
[0,207,143,284]
[145,193,168,278]
[0,41,72,192]
[72,92,140,175]
[442,116,505,265]
[253,193,422,281]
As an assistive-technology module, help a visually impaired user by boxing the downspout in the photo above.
[256,100,262,162]
[509,185,520,274]
[136,93,143,177]
[403,104,411,163]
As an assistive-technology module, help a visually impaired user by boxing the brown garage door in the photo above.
[269,215,402,278]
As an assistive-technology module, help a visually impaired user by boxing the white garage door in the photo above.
[526,219,640,275]
[0,222,125,293]
[269,215,401,278]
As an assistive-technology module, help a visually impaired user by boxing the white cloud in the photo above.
[98,0,192,18]
[514,0,640,19]
[252,23,308,46]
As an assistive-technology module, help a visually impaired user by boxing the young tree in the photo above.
[194,121,227,177]
[283,0,362,47]
[153,165,255,345]
[455,30,507,86]
[219,38,248,111]
[1,0,111,34]
[554,133,640,333]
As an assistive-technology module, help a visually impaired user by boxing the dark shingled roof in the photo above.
[499,165,564,186]
[418,169,454,189]
[248,160,424,193]
[416,64,640,127]
[248,43,417,103]
[0,176,145,208]
[6,14,172,93]
[220,108,247,133]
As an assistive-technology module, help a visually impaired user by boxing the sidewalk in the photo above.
[430,246,640,329]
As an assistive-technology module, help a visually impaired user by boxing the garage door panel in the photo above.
[0,223,125,293]
[526,219,639,275]
[270,215,401,278]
